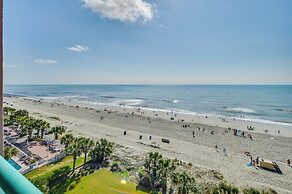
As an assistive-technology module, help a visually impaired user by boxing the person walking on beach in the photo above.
[287,159,291,167]
[192,131,195,137]
[256,157,259,166]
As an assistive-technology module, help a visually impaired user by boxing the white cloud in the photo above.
[33,58,58,64]
[67,45,89,52]
[82,0,155,23]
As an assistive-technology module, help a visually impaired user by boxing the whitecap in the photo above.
[225,107,256,114]
[110,99,144,106]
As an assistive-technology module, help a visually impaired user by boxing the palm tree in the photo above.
[4,146,18,160]
[144,152,163,190]
[65,137,82,172]
[20,117,37,141]
[50,126,66,140]
[171,171,197,194]
[14,109,29,118]
[40,120,50,139]
[143,152,177,193]
[89,138,114,164]
[3,107,16,116]
[3,107,16,126]
[144,152,162,171]
[80,137,94,164]
[61,134,74,148]
[15,115,26,132]
[159,159,176,194]
[34,119,42,137]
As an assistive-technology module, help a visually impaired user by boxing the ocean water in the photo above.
[4,85,292,125]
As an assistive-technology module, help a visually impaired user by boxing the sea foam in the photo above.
[225,107,256,114]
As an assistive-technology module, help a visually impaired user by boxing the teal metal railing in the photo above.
[0,155,42,194]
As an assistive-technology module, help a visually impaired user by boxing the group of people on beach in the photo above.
[215,145,227,156]
[192,127,206,138]
[233,128,253,140]
[123,130,153,141]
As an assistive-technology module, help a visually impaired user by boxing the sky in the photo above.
[3,0,292,84]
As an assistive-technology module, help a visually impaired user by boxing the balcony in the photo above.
[0,155,42,194]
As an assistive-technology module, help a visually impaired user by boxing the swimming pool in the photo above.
[7,159,22,170]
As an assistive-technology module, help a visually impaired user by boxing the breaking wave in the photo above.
[225,107,256,114]
[111,99,144,106]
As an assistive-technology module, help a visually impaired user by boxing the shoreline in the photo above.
[4,92,292,129]
[45,97,292,137]
[4,96,292,193]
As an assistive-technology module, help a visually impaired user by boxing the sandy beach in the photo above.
[4,96,292,193]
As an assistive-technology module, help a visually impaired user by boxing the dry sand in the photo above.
[4,96,292,193]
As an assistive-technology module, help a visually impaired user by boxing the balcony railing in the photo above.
[0,155,42,194]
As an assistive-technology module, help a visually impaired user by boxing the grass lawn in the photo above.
[25,156,84,193]
[66,169,146,194]
[25,156,84,179]
[25,157,146,194]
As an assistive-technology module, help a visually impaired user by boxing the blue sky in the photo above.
[4,0,292,84]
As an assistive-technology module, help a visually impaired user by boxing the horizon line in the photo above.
[4,83,292,86]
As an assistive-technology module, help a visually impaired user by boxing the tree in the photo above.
[19,117,37,140]
[50,126,66,140]
[144,152,163,190]
[14,109,29,117]
[61,134,74,148]
[4,146,18,160]
[171,171,197,194]
[80,137,94,164]
[159,159,176,194]
[143,152,176,193]
[3,107,16,126]
[89,138,114,164]
[3,107,16,116]
[34,119,42,137]
[65,138,82,172]
[40,120,50,139]
[3,108,28,126]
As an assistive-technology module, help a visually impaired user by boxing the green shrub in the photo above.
[243,188,261,194]
[111,162,121,172]
[212,182,239,194]
[68,181,77,190]
[262,188,278,194]
[30,177,48,193]
[211,170,224,180]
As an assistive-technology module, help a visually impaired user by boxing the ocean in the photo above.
[4,85,292,125]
